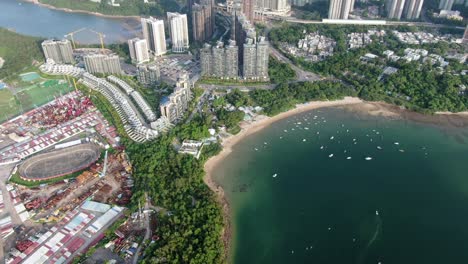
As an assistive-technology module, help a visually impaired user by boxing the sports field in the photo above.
[0,73,73,123]
[18,143,101,181]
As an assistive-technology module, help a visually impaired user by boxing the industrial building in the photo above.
[141,17,167,56]
[41,39,75,64]
[83,54,122,75]
[128,38,150,64]
[136,63,161,87]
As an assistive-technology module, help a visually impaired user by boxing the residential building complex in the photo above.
[141,17,167,56]
[192,0,214,42]
[41,39,74,64]
[83,54,122,75]
[160,75,192,124]
[328,0,354,19]
[167,12,189,53]
[137,63,161,87]
[128,38,150,64]
[200,41,239,79]
[236,12,269,80]
[386,0,424,19]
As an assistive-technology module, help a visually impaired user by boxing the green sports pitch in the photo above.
[0,73,73,123]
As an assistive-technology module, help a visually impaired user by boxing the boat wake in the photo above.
[357,214,382,264]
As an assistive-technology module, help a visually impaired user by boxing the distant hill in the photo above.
[39,0,182,17]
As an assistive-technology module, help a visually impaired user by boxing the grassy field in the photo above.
[0,75,73,123]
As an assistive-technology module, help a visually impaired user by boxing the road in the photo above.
[277,16,465,30]
[0,164,22,226]
[268,44,323,82]
[132,193,152,264]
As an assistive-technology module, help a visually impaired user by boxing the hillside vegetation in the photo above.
[0,28,43,80]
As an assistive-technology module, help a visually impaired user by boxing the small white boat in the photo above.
[264,142,268,145]
[353,138,356,141]
[284,129,288,132]
[375,210,379,216]
[303,139,307,142]
[279,136,283,139]
[254,148,258,151]
[292,128,295,131]
[377,146,382,150]
[394,142,400,145]
[399,149,405,152]
[347,157,352,160]
[304,127,309,130]
[297,122,302,125]
[365,157,373,160]
[346,129,349,133]
[330,136,334,140]
[272,173,278,178]
[316,132,320,135]
[329,154,334,158]
[320,146,324,149]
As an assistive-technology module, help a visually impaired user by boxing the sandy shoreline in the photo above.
[22,0,141,19]
[203,96,363,261]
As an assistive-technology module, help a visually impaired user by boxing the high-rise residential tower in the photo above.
[41,39,74,64]
[386,0,406,19]
[243,0,254,22]
[403,0,424,19]
[167,12,189,53]
[439,0,454,10]
[192,1,214,42]
[141,17,167,56]
[83,54,122,75]
[128,38,150,64]
[328,0,354,19]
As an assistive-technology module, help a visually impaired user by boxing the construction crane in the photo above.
[64,28,86,49]
[88,29,106,51]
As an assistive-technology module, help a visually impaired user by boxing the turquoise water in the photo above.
[20,72,40,82]
[0,0,140,44]
[213,107,468,264]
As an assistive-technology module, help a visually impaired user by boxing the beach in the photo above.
[23,0,141,19]
[203,96,363,259]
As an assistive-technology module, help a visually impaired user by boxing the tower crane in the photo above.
[64,28,86,49]
[88,29,106,51]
